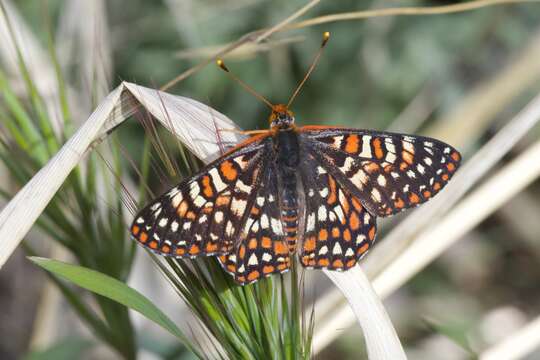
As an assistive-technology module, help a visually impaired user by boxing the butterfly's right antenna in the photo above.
[216,59,274,110]
[287,32,330,108]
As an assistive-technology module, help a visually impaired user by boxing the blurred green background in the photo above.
[2,0,540,359]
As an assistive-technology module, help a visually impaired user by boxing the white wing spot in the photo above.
[332,242,342,255]
[371,188,382,203]
[209,168,227,192]
[159,218,168,227]
[171,221,179,232]
[319,245,328,255]
[377,175,387,187]
[248,253,258,266]
[318,205,328,222]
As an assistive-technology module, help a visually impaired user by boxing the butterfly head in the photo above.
[269,104,295,129]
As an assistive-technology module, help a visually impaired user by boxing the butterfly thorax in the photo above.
[274,126,300,252]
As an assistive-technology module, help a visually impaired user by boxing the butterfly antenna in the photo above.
[287,32,330,108]
[216,59,274,109]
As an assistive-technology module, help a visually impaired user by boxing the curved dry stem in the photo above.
[288,0,540,29]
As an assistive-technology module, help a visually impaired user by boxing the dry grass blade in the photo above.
[321,268,406,359]
[0,82,242,269]
[479,315,540,360]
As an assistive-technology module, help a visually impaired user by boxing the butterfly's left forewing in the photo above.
[130,135,272,258]
[299,127,461,217]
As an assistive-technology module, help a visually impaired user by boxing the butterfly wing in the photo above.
[218,161,291,285]
[299,127,461,217]
[297,152,376,270]
[130,134,273,258]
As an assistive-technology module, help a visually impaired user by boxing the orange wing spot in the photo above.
[131,225,140,235]
[262,236,272,248]
[161,245,171,253]
[237,275,246,283]
[447,163,456,172]
[176,248,185,255]
[368,226,376,241]
[358,243,370,255]
[250,207,260,215]
[350,212,360,230]
[206,242,218,252]
[189,245,200,255]
[442,174,449,181]
[384,164,393,173]
[284,226,297,233]
[365,162,380,173]
[327,176,337,204]
[202,175,213,198]
[139,232,148,243]
[343,229,352,242]
[301,256,310,265]
[385,208,392,215]
[346,259,356,268]
[402,151,414,165]
[332,259,344,268]
[277,263,288,271]
[341,196,350,214]
[216,195,231,206]
[451,151,460,161]
[319,229,328,241]
[263,265,275,274]
[399,162,409,171]
[238,245,246,259]
[372,138,384,159]
[274,241,288,255]
[248,238,258,249]
[247,271,260,281]
[318,258,330,267]
[149,241,158,249]
[220,161,238,181]
[345,134,360,154]
[303,236,316,252]
[177,201,188,217]
[186,211,196,220]
[423,190,432,198]
[409,193,420,204]
[308,259,316,266]
[227,264,236,272]
[394,197,405,209]
[433,182,441,191]
[351,197,363,211]
[332,227,340,238]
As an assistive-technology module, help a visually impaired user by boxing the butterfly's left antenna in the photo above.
[216,59,274,109]
[287,32,330,108]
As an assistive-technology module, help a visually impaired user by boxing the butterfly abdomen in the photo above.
[275,129,301,252]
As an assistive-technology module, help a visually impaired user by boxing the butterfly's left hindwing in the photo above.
[218,162,291,285]
[130,135,272,259]
[299,127,461,217]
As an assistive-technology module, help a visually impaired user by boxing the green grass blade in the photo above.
[29,257,201,358]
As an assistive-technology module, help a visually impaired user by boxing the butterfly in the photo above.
[129,32,461,285]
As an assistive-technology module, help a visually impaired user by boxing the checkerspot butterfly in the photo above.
[130,33,461,285]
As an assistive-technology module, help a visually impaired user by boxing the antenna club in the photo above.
[322,31,330,47]
[216,59,229,72]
